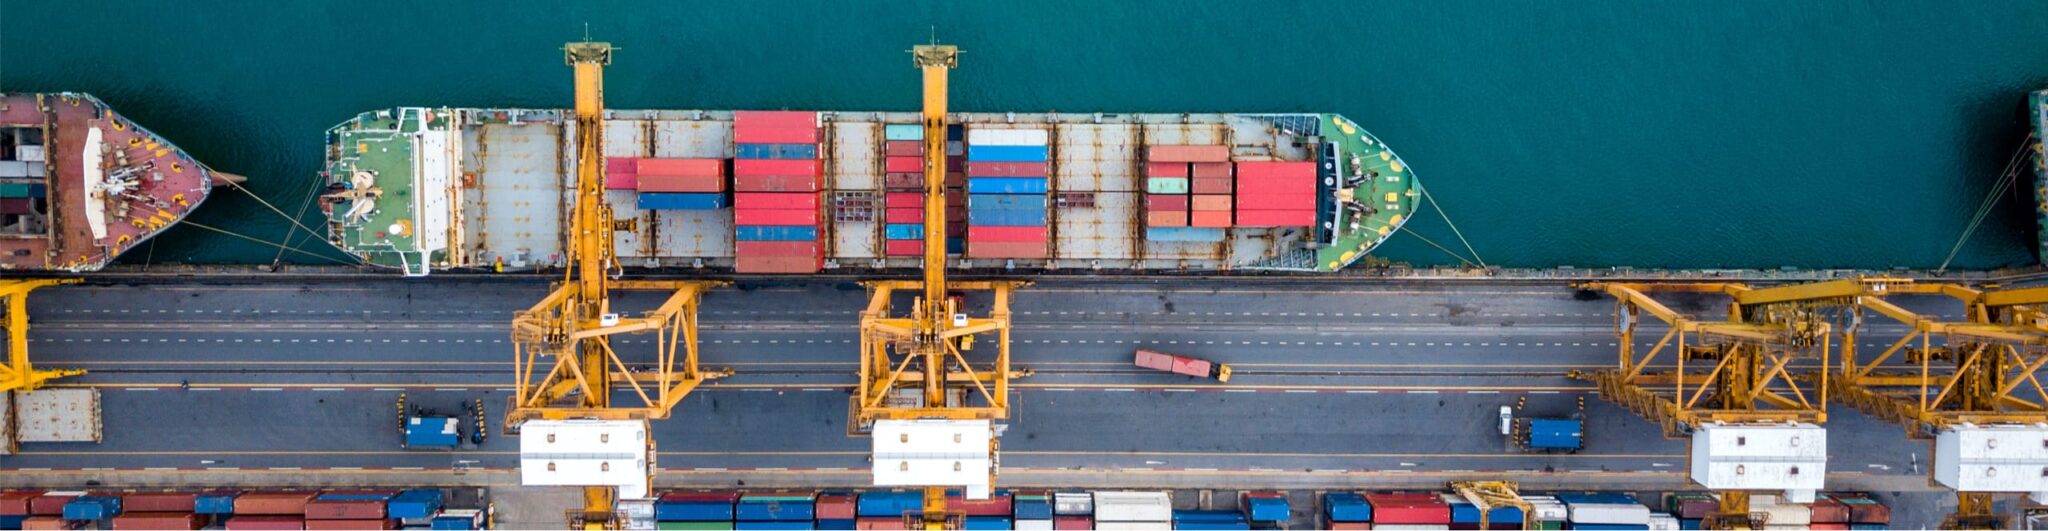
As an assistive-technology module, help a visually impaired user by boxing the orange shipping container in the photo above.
[884,141,923,157]
[1190,177,1233,195]
[113,512,204,530]
[303,519,394,530]
[968,241,1047,259]
[635,174,725,193]
[235,493,317,515]
[1146,210,1188,227]
[1190,162,1232,178]
[1191,195,1232,211]
[0,491,42,515]
[856,517,909,531]
[1148,145,1230,163]
[21,516,70,531]
[1191,211,1233,227]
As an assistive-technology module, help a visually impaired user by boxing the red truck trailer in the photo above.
[1133,349,1233,382]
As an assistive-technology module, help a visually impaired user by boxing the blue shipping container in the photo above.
[1145,227,1227,242]
[965,177,1047,195]
[961,516,1012,530]
[816,519,858,531]
[1681,519,1704,530]
[638,192,730,211]
[1,515,27,529]
[967,194,1047,211]
[736,499,816,522]
[63,496,122,520]
[885,223,924,240]
[966,145,1048,162]
[1013,499,1053,520]
[1243,497,1289,522]
[947,237,964,254]
[1528,418,1583,449]
[1847,524,1889,531]
[1323,493,1371,522]
[734,225,818,242]
[734,521,814,530]
[736,143,819,160]
[857,491,922,517]
[966,208,1047,227]
[431,515,480,530]
[884,124,924,141]
[387,489,445,520]
[196,493,240,515]
[1555,493,1639,506]
[656,500,736,522]
[1447,501,1523,525]
[1175,510,1248,523]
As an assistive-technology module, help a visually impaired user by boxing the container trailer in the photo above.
[1133,349,1232,382]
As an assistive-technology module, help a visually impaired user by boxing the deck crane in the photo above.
[1,278,80,393]
[1832,281,2048,529]
[1575,279,1860,530]
[1450,480,1534,530]
[856,41,1028,531]
[504,40,728,530]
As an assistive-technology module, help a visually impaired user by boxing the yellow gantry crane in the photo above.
[1832,281,2048,529]
[505,40,728,530]
[1450,481,1534,530]
[1577,279,1859,529]
[0,278,80,392]
[855,42,1028,531]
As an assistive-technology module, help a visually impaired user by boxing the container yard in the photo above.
[3,2,2048,527]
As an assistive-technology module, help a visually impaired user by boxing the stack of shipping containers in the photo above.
[0,181,43,218]
[1439,493,1525,529]
[618,158,729,210]
[1523,495,1570,530]
[654,492,739,530]
[1364,493,1451,529]
[1831,493,1892,530]
[734,492,816,530]
[1052,493,1093,530]
[1090,491,1171,530]
[1012,492,1053,531]
[731,111,824,273]
[1320,493,1372,530]
[880,124,927,257]
[964,128,1051,259]
[1557,493,1653,530]
[227,492,317,530]
[1143,145,1231,242]
[1232,161,1318,227]
[854,490,921,530]
[0,489,470,531]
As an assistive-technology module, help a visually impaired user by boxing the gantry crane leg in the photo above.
[0,278,81,393]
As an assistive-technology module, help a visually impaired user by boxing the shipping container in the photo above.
[1190,178,1232,195]
[884,208,923,224]
[966,145,1048,162]
[813,495,855,521]
[638,192,730,211]
[306,500,385,520]
[734,159,822,178]
[854,517,906,531]
[304,519,395,530]
[1234,209,1316,227]
[1233,193,1316,211]
[885,156,923,174]
[1241,493,1288,522]
[1147,145,1230,163]
[1365,494,1450,525]
[958,516,1011,531]
[941,494,1013,517]
[1190,162,1232,179]
[884,224,924,240]
[20,516,70,531]
[1144,178,1189,195]
[966,129,1049,146]
[734,225,819,242]
[734,143,819,160]
[0,492,41,515]
[384,491,442,521]
[225,516,304,531]
[1234,161,1315,179]
[733,522,812,531]
[1439,494,1522,525]
[733,192,820,211]
[113,513,206,531]
[965,178,1047,195]
[638,158,726,177]
[966,208,1046,227]
[734,241,820,257]
[1189,211,1232,228]
[1329,523,1373,530]
[883,141,923,158]
[1144,210,1188,227]
[63,496,121,520]
[1144,227,1226,242]
[968,161,1048,178]
[1567,525,1648,531]
[123,493,200,513]
[733,174,821,193]
[1052,515,1093,530]
[1562,503,1651,526]
[1827,494,1889,525]
[1324,493,1371,523]
[429,509,481,531]
[735,496,816,522]
[967,226,1048,243]
[1014,499,1053,521]
[1144,194,1190,211]
[882,192,922,209]
[734,127,819,145]
[0,515,26,530]
[655,499,735,522]
[236,493,318,516]
[1662,494,1715,521]
[1089,491,1174,524]
[606,157,639,190]
[196,493,241,515]
[636,174,726,193]
[606,172,637,191]
[734,255,822,273]
[967,194,1048,211]
[816,519,856,531]
[856,492,921,518]
[1190,195,1232,212]
[657,523,734,531]
[1145,162,1189,178]
[1052,494,1092,517]
[29,493,81,516]
[882,124,923,141]
[734,111,818,129]
[884,239,923,256]
[967,241,1047,259]
[734,208,819,226]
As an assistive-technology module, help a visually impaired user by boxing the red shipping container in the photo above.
[947,155,966,171]
[884,141,924,157]
[947,171,966,187]
[1191,195,1232,211]
[733,127,818,144]
[735,241,820,257]
[885,156,924,174]
[1148,145,1230,162]
[606,157,638,189]
[224,516,304,531]
[1234,193,1317,210]
[733,111,817,129]
[235,493,317,515]
[124,493,198,512]
[635,174,726,193]
[883,173,922,189]
[1052,516,1093,530]
[0,491,42,515]
[946,190,966,206]
[1809,525,1848,531]
[1363,494,1449,525]
[968,241,1047,259]
[1145,162,1189,178]
[944,494,1013,516]
[816,494,857,520]
[855,517,908,531]
[884,192,923,208]
[885,208,924,224]
[303,520,393,531]
[637,158,724,177]
[733,159,821,178]
[1191,211,1232,227]
[1235,209,1316,227]
[1329,523,1372,530]
[1145,194,1190,211]
[1235,161,1315,179]
[659,492,741,503]
[304,499,384,520]
[114,512,204,530]
[734,255,822,274]
[733,174,820,193]
[969,162,1048,177]
[605,173,638,191]
[1810,497,1849,523]
[734,192,820,210]
[1190,177,1233,195]
[968,226,1048,243]
[21,516,70,531]
[885,239,924,256]
[29,495,77,516]
[1190,162,1233,178]
[1146,210,1188,227]
[734,208,819,226]
[1236,174,1316,195]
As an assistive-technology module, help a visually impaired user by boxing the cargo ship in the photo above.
[320,108,1415,276]
[0,93,224,272]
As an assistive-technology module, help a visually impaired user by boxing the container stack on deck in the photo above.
[965,128,1050,259]
[0,489,474,531]
[1365,493,1451,529]
[0,181,43,217]
[1439,492,1525,529]
[731,111,824,273]
[1092,491,1171,530]
[1557,493,1652,530]
[1233,161,1317,227]
[1144,145,1232,243]
[878,124,966,257]
[629,158,729,210]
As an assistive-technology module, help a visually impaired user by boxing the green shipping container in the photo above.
[1146,178,1189,194]
[0,183,28,198]
[658,522,736,530]
[884,124,924,141]
[1531,520,1564,530]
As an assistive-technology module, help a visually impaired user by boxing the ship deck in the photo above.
[0,93,213,272]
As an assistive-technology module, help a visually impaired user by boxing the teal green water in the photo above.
[4,1,2045,270]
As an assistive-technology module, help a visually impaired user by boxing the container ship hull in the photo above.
[0,93,218,272]
[321,109,1415,276]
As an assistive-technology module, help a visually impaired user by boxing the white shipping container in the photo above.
[1648,513,1680,530]
[967,128,1049,146]
[13,389,101,443]
[1054,492,1094,515]
[0,161,28,178]
[15,145,44,162]
[1015,519,1054,531]
[1526,501,1569,521]
[1091,491,1173,522]
[1572,506,1654,524]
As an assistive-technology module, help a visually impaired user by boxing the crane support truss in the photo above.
[855,280,1027,425]
[1450,481,1533,530]
[0,278,80,393]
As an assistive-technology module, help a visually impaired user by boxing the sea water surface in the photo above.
[2,1,2045,270]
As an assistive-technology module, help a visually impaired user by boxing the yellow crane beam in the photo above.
[0,278,81,393]
[1450,481,1534,530]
